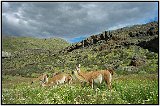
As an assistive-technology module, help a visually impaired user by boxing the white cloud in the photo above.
[2,2,158,41]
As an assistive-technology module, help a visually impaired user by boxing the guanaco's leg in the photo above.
[104,73,112,90]
[89,79,94,88]
[68,76,73,84]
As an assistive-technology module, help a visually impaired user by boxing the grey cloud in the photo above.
[2,2,158,40]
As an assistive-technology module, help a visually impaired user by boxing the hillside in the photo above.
[2,21,159,104]
[2,36,70,53]
[60,21,158,53]
[2,21,158,77]
[2,36,70,76]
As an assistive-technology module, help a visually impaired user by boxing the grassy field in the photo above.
[2,74,158,104]
[2,22,158,104]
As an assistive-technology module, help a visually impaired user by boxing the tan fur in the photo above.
[41,73,72,87]
[31,73,48,84]
[52,72,62,77]
[74,65,113,90]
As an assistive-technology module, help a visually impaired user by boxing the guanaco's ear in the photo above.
[78,64,81,68]
[46,74,49,78]
[76,66,81,72]
[71,71,74,74]
[43,74,49,83]
[76,66,78,70]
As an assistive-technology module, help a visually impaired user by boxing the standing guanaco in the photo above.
[73,64,114,90]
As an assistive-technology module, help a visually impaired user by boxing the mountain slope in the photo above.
[2,36,70,53]
[2,21,158,77]
[60,21,158,53]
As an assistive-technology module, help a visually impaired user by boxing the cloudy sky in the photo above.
[2,2,158,43]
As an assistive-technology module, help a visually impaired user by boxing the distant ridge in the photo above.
[60,21,158,54]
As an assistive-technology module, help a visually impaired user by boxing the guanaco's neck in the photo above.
[74,70,87,82]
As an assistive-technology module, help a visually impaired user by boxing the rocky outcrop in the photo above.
[60,21,158,53]
[137,37,158,53]
[60,31,113,53]
[128,27,158,37]
[80,31,112,47]
[130,56,146,67]
[128,31,147,37]
[2,51,12,58]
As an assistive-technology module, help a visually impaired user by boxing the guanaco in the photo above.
[41,72,73,87]
[73,64,114,90]
[31,73,49,84]
[52,72,62,77]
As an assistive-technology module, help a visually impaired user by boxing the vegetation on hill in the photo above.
[2,22,158,77]
[2,36,71,76]
[2,36,70,53]
[2,21,159,104]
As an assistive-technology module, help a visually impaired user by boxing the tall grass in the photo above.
[2,74,158,104]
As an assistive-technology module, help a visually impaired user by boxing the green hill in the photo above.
[2,22,158,77]
[2,22,158,104]
[2,36,70,76]
[2,36,70,53]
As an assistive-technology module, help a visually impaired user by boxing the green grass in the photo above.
[2,22,158,104]
[2,74,158,104]
[2,36,70,53]
[2,36,158,77]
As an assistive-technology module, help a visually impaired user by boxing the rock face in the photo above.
[130,56,146,67]
[60,31,113,53]
[82,31,112,46]
[129,27,158,37]
[60,21,158,53]
[137,37,158,53]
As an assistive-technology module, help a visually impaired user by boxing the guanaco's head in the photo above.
[76,64,81,72]
[31,73,49,85]
[38,73,48,84]
[39,74,49,87]
[43,74,49,83]
[72,64,81,75]
[108,69,114,75]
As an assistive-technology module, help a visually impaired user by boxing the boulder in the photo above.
[122,66,138,72]
[137,37,158,53]
[147,27,157,36]
[2,51,12,58]
[76,42,82,47]
[130,56,146,67]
